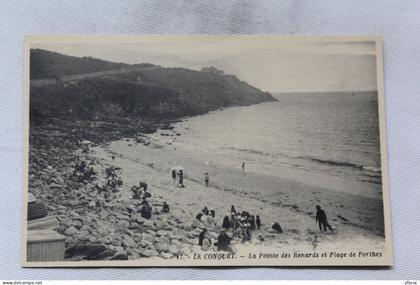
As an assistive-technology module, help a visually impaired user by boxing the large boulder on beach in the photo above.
[64,226,79,236]
[140,239,154,249]
[65,242,111,260]
[140,249,159,258]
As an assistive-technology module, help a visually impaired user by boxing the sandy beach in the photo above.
[89,133,385,255]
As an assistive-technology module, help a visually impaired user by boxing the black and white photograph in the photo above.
[23,36,391,266]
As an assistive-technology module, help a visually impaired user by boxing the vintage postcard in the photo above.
[23,35,392,267]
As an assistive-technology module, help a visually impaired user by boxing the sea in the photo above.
[150,91,382,187]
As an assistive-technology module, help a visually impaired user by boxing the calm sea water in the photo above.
[153,91,382,185]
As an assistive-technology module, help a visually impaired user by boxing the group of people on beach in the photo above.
[195,204,267,253]
[94,165,124,199]
[171,169,185,188]
[72,158,97,183]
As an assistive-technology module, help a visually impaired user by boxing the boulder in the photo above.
[155,243,170,253]
[156,230,169,237]
[143,220,155,228]
[140,239,154,249]
[65,242,109,260]
[140,249,159,258]
[168,245,180,255]
[64,226,79,236]
[171,239,182,247]
[160,252,173,259]
[111,252,129,260]
[71,219,83,229]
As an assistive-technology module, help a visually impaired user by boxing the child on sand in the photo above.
[315,205,333,233]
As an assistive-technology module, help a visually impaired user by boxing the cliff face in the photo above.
[30,49,276,123]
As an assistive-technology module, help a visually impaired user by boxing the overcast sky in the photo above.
[31,36,378,93]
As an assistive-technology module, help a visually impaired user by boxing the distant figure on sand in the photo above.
[172,170,177,183]
[242,162,245,173]
[162,201,170,213]
[315,205,333,233]
[204,172,209,187]
[256,215,261,229]
[178,170,185,188]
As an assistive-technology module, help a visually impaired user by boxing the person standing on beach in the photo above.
[315,205,333,233]
[178,170,185,188]
[204,172,209,187]
[172,170,177,184]
[256,215,261,229]
[242,162,245,173]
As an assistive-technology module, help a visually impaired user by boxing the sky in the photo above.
[31,36,378,93]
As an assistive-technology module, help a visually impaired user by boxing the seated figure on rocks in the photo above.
[140,203,152,219]
[131,185,142,200]
[202,206,210,216]
[216,230,234,253]
[222,214,231,229]
[199,229,212,251]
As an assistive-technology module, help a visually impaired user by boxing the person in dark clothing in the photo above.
[172,170,177,182]
[196,213,204,221]
[241,211,250,218]
[217,230,232,252]
[242,162,245,173]
[204,172,209,187]
[178,170,185,187]
[162,202,170,213]
[139,181,148,191]
[315,205,333,232]
[231,205,236,215]
[241,224,251,242]
[272,222,283,233]
[140,203,152,219]
[250,215,256,230]
[202,206,209,216]
[222,215,231,229]
[210,209,215,218]
[256,215,261,229]
[198,228,208,246]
